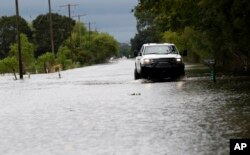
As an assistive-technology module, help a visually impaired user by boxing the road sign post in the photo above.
[204,59,216,83]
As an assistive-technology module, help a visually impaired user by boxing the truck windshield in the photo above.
[144,45,178,55]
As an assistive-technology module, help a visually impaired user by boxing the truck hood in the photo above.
[142,54,181,59]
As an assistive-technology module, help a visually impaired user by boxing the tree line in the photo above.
[131,0,250,72]
[0,13,119,77]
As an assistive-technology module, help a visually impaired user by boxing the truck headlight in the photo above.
[176,58,182,63]
[142,58,151,65]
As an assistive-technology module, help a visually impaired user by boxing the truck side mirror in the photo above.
[138,52,142,56]
[134,50,138,57]
[182,49,188,56]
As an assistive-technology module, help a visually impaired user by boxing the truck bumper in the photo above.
[141,64,185,78]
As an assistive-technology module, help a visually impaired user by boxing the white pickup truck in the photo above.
[134,43,186,79]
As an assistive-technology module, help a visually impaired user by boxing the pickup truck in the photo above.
[134,43,186,79]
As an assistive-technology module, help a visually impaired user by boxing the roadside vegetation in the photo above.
[131,0,250,73]
[0,13,119,76]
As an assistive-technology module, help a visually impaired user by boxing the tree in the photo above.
[62,23,89,62]
[33,13,75,57]
[58,20,120,67]
[0,16,32,59]
[72,22,88,48]
[90,33,119,63]
[196,0,250,69]
[37,52,55,73]
[132,0,250,71]
[9,33,35,73]
[119,43,132,58]
[131,28,161,57]
[0,57,18,79]
[56,46,72,69]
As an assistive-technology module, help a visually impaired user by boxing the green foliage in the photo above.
[76,49,93,65]
[33,13,75,57]
[90,33,119,63]
[162,31,181,47]
[0,60,5,74]
[56,46,73,69]
[119,43,132,58]
[72,22,88,47]
[0,16,32,59]
[0,57,18,79]
[2,57,18,71]
[162,28,213,62]
[37,52,55,73]
[133,0,199,33]
[131,28,161,56]
[132,0,250,71]
[61,23,90,63]
[0,14,120,74]
[9,33,35,72]
[63,26,119,65]
[197,0,250,69]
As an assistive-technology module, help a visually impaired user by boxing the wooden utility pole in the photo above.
[88,22,90,42]
[87,22,95,42]
[15,0,23,79]
[48,0,55,55]
[60,4,79,42]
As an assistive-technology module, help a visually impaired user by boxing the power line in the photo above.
[72,14,86,47]
[59,4,79,17]
[48,0,55,55]
[87,22,96,42]
[59,4,79,42]
[72,14,86,22]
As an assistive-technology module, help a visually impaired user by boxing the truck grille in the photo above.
[151,58,176,63]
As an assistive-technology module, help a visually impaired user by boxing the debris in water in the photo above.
[129,93,141,96]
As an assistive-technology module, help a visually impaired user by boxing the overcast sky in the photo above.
[0,0,138,43]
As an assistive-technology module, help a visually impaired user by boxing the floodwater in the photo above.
[0,59,249,155]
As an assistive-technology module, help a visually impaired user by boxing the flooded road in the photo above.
[0,59,249,155]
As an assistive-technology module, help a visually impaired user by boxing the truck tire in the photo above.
[134,68,141,80]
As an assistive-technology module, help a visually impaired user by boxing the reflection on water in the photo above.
[176,81,185,91]
[182,77,250,154]
[0,60,249,155]
[139,76,250,154]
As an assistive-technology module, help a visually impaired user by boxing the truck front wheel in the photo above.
[134,68,141,80]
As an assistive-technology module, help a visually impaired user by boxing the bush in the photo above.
[37,52,55,73]
[0,57,18,79]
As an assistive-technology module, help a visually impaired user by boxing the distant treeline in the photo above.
[0,13,119,75]
[131,0,250,72]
